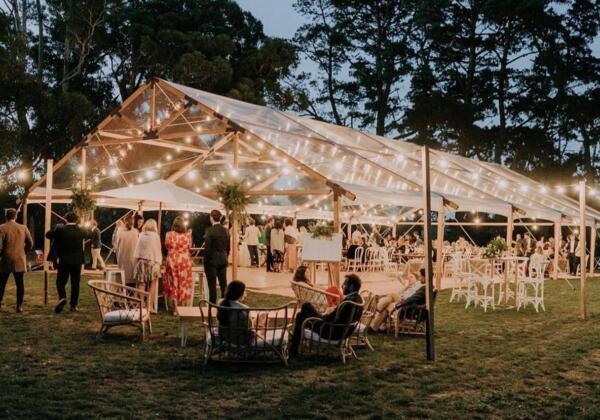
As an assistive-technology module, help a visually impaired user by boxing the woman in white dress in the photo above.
[283,218,299,272]
[115,214,139,286]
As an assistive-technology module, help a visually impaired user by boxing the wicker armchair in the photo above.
[290,280,340,313]
[88,280,152,340]
[394,290,437,337]
[350,290,377,351]
[200,300,297,367]
[299,300,364,364]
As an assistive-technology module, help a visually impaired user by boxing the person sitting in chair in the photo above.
[217,280,251,346]
[290,274,363,357]
[292,265,311,285]
[370,268,427,332]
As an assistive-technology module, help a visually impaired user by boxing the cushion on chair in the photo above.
[256,329,289,347]
[207,328,289,348]
[303,328,343,345]
[104,308,149,323]
[355,323,367,334]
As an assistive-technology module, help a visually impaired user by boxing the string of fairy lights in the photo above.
[6,83,599,229]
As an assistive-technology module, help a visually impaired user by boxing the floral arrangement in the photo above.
[70,188,96,220]
[309,222,334,240]
[214,181,249,224]
[482,236,508,258]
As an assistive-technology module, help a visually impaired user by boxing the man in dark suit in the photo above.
[204,209,230,303]
[566,233,579,275]
[45,212,94,313]
[264,217,274,272]
[0,208,33,312]
[290,274,364,357]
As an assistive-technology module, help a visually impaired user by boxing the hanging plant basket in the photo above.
[70,188,96,221]
[214,181,249,223]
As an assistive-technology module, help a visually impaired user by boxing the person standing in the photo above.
[245,218,260,267]
[115,214,139,286]
[270,220,285,272]
[90,220,105,270]
[264,217,275,272]
[203,209,230,303]
[133,219,162,312]
[163,216,193,308]
[45,212,94,313]
[0,208,33,313]
[566,233,579,275]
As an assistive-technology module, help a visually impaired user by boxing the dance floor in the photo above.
[233,266,449,297]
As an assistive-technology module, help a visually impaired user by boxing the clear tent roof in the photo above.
[31,79,600,225]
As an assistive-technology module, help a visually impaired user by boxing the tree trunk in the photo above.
[495,38,509,164]
[36,0,43,83]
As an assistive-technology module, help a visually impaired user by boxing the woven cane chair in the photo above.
[350,290,378,351]
[298,300,364,364]
[88,280,152,340]
[200,300,296,367]
[393,289,436,337]
[290,280,341,313]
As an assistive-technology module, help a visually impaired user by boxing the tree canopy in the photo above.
[0,0,599,204]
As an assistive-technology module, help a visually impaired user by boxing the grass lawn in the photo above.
[2,274,600,419]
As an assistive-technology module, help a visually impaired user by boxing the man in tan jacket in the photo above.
[0,208,33,312]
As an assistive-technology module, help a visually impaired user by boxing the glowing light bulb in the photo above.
[556,185,565,194]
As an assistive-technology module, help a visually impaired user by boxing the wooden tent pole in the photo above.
[43,159,54,305]
[333,192,341,287]
[579,180,587,320]
[435,205,445,290]
[589,222,596,275]
[421,146,435,361]
[553,219,561,280]
[506,206,514,251]
[158,202,163,236]
[231,134,239,281]
[22,198,27,228]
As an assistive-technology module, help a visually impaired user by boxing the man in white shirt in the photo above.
[245,218,260,267]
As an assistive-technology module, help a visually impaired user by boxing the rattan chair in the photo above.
[200,300,296,367]
[298,300,364,364]
[351,290,377,351]
[290,280,340,313]
[394,290,437,337]
[88,280,152,340]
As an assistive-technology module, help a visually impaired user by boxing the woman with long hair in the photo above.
[115,213,139,286]
[217,280,251,344]
[162,215,192,309]
[133,219,162,312]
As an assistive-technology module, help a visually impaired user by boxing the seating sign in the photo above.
[301,233,343,262]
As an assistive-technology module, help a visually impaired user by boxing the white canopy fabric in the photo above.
[98,180,222,212]
[337,181,444,209]
[165,79,600,223]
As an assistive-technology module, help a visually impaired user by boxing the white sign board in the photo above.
[301,233,343,262]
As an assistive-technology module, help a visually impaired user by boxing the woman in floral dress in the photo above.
[162,216,192,308]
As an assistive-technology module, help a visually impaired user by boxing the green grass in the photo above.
[2,274,600,419]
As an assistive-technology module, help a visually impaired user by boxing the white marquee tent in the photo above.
[23,78,600,282]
